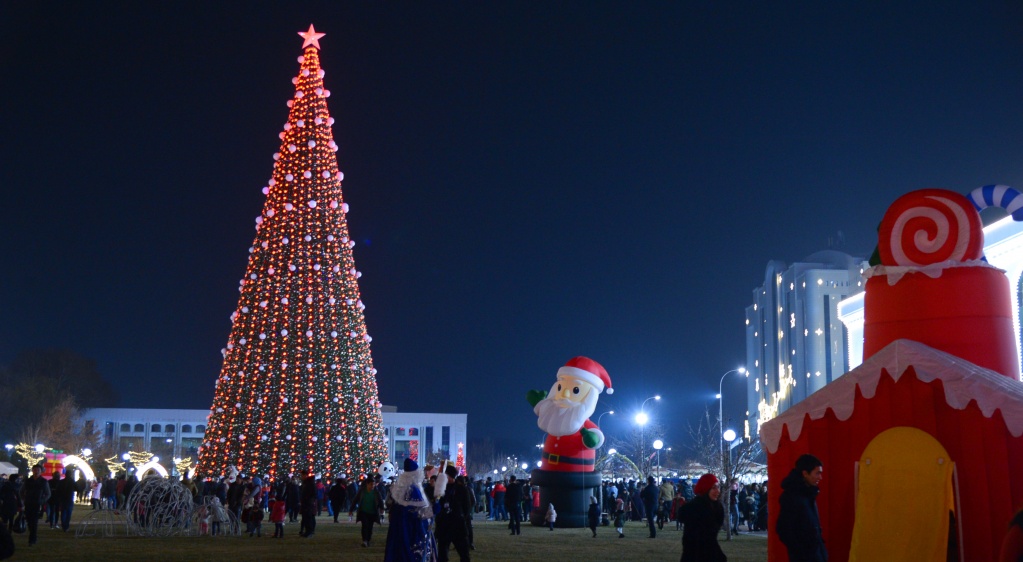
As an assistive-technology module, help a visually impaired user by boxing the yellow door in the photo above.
[849,426,956,562]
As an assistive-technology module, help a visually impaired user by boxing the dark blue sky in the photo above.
[4,2,1023,457]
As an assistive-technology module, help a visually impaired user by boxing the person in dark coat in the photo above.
[56,471,76,531]
[677,473,726,562]
[504,475,523,536]
[433,464,471,562]
[299,469,318,538]
[329,477,347,523]
[776,454,827,562]
[0,475,22,531]
[21,465,51,547]
[640,476,660,538]
[587,495,600,538]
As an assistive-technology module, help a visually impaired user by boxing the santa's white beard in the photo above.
[535,392,598,437]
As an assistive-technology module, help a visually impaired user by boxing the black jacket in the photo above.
[677,494,726,562]
[776,469,827,562]
[21,476,50,510]
[504,481,523,508]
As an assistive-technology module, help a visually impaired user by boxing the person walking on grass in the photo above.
[587,496,600,538]
[351,477,385,548]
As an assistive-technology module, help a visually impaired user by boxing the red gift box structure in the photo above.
[762,189,1023,561]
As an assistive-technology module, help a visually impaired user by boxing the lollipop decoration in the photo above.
[877,189,983,267]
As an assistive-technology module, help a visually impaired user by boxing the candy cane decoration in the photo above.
[877,189,984,267]
[967,184,1023,221]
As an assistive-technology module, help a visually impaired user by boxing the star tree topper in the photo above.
[299,24,326,49]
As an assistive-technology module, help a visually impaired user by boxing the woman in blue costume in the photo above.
[385,458,437,562]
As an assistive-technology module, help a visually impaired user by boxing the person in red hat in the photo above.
[528,356,612,473]
[677,473,726,562]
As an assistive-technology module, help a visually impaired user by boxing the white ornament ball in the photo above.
[281,297,289,304]
[273,153,281,161]
[312,436,318,442]
[259,301,268,308]
[267,208,275,217]
[304,235,312,242]
[304,170,312,178]
[305,296,313,304]
[296,91,304,99]
[309,398,315,403]
[342,203,350,213]
[286,434,292,440]
[262,187,270,195]
[288,144,297,153]
[297,119,305,126]
[285,203,294,211]
[305,329,313,336]
[308,200,317,208]
[322,170,330,178]
[307,140,316,148]
[316,88,323,95]
[281,329,288,336]
[330,331,338,338]
[285,174,294,182]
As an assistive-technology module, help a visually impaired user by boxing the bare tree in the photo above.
[607,420,666,477]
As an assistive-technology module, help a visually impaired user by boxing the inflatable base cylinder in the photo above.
[528,469,602,528]
[864,266,1020,380]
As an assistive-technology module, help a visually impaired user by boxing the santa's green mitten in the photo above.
[581,428,600,449]
[526,389,547,408]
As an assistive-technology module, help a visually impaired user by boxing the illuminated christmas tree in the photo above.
[197,25,387,480]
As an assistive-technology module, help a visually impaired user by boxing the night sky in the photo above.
[5,2,1023,457]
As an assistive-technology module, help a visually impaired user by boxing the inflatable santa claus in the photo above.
[527,356,611,527]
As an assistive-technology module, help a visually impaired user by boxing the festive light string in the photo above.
[196,28,386,480]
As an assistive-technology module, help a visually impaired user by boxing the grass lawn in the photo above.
[7,509,768,561]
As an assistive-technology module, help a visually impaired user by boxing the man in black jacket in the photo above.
[640,476,660,538]
[777,454,828,562]
[299,469,318,538]
[504,475,522,535]
[21,465,50,547]
[434,464,471,562]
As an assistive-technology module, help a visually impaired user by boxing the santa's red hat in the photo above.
[557,356,613,395]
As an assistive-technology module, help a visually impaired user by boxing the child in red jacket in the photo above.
[270,497,287,538]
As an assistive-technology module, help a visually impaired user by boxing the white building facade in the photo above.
[744,251,865,439]
[79,407,467,472]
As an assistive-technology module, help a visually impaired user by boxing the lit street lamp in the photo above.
[636,395,660,476]
[652,439,664,478]
[717,368,745,473]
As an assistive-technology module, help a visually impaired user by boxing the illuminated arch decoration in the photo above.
[135,460,169,479]
[61,455,96,482]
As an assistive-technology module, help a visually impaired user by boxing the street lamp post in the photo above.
[636,395,660,476]
[717,368,745,473]
[652,439,664,478]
